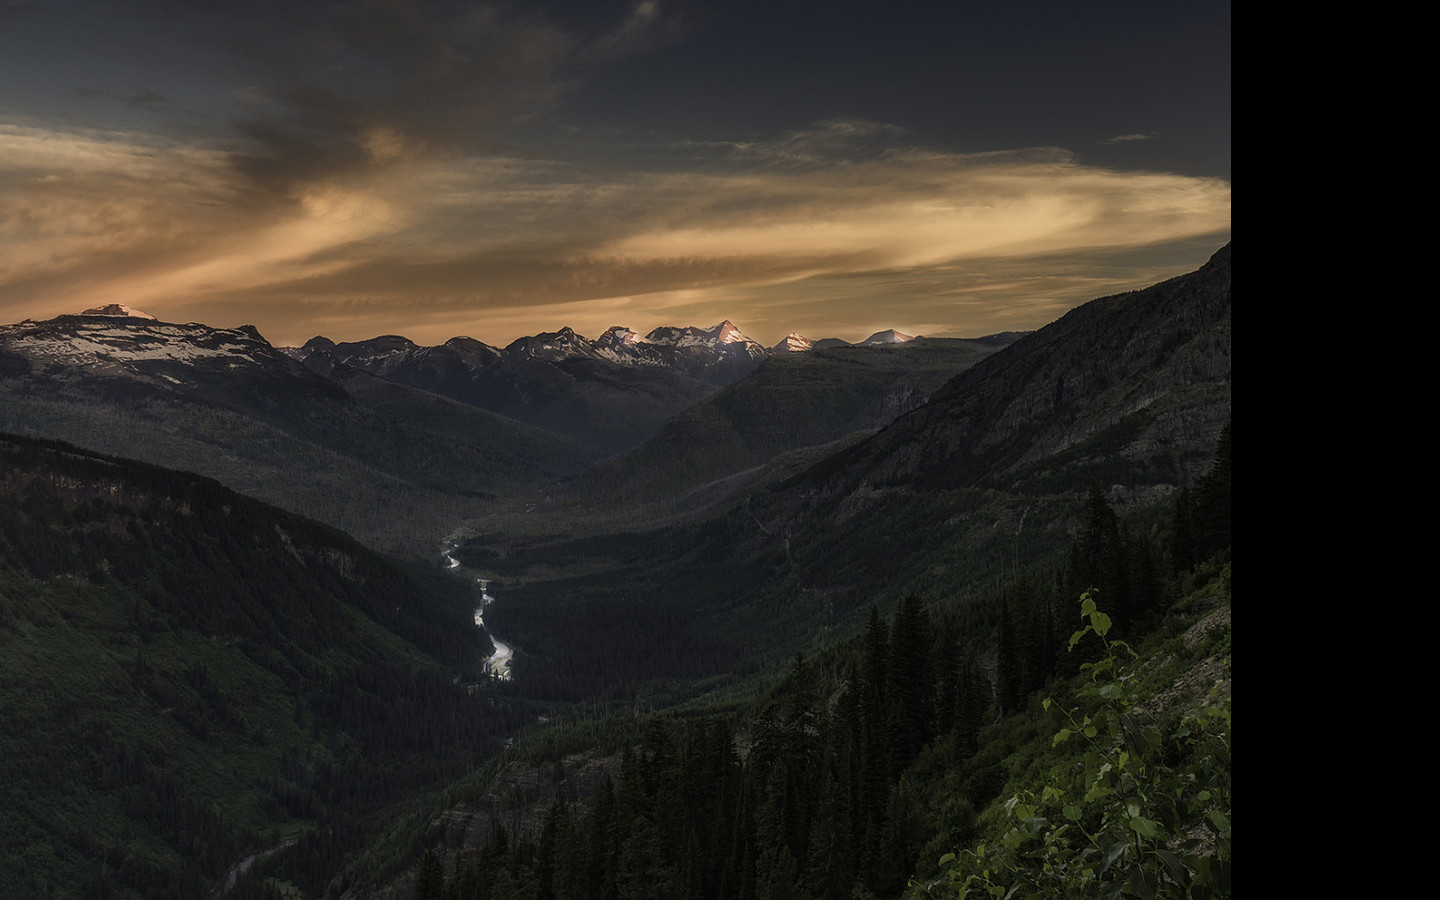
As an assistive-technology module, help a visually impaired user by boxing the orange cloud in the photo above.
[0,120,1229,348]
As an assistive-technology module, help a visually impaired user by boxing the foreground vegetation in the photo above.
[348,428,1230,900]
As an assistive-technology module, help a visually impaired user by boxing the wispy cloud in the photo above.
[0,3,1229,347]
[1104,132,1158,144]
[0,115,1229,345]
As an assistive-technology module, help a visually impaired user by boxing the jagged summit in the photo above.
[599,326,641,347]
[505,326,597,361]
[79,303,157,320]
[772,332,813,353]
[710,320,753,345]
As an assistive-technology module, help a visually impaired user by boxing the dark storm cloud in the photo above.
[75,88,196,117]
[209,1,575,202]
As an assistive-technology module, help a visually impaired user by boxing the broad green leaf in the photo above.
[1129,815,1164,840]
[1081,596,1097,617]
[1208,809,1231,832]
[1053,728,1072,746]
[1156,848,1189,883]
[1129,864,1158,900]
[1085,784,1113,802]
[1100,840,1129,875]
[1091,611,1112,637]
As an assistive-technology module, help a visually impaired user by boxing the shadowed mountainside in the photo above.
[0,433,519,899]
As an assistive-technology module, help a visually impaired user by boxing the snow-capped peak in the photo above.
[599,326,641,347]
[80,303,157,320]
[709,320,753,345]
[772,332,812,353]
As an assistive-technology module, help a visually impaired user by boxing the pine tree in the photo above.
[415,849,445,900]
[1195,422,1232,560]
[1067,483,1132,631]
[886,595,935,778]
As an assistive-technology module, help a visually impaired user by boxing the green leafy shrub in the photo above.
[916,590,1231,899]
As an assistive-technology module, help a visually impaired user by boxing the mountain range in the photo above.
[290,320,939,454]
[0,309,1006,550]
[0,243,1231,899]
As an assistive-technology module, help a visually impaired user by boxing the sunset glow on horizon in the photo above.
[1,1,1231,349]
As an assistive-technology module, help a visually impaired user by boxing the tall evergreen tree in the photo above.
[886,595,935,779]
[1195,422,1232,560]
[1067,483,1131,630]
[415,849,445,900]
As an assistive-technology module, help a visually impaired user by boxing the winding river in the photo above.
[442,541,514,680]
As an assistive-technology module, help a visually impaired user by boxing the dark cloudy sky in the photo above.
[0,0,1230,347]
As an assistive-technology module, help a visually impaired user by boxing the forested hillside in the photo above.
[357,427,1231,900]
[0,434,530,899]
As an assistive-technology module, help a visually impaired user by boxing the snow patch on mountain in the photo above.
[772,332,812,353]
[0,318,287,388]
[79,303,157,320]
[860,329,918,345]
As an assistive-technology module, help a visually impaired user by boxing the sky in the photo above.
[0,0,1230,349]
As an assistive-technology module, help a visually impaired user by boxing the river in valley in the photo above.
[443,541,513,680]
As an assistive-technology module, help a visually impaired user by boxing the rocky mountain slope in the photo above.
[564,334,1023,512]
[778,243,1231,510]
[297,320,786,453]
[1,307,985,551]
[740,243,1231,612]
[0,312,594,554]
